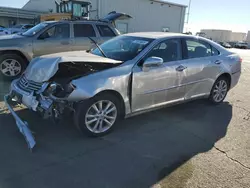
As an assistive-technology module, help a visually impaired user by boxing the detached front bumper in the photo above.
[4,81,36,150]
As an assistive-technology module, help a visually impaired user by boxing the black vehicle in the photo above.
[235,41,248,49]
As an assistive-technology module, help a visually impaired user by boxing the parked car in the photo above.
[0,12,131,80]
[8,24,34,34]
[235,41,248,49]
[218,42,232,48]
[228,42,236,48]
[0,26,10,36]
[5,32,242,149]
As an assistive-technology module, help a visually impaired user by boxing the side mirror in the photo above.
[38,32,49,40]
[142,57,163,71]
[38,34,45,40]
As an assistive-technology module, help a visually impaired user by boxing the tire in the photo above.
[74,93,122,137]
[209,76,229,104]
[0,53,27,81]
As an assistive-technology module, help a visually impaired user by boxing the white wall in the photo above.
[99,0,185,33]
[23,0,54,12]
[200,29,248,42]
[245,31,250,42]
[23,0,186,33]
[201,29,232,42]
[230,32,246,42]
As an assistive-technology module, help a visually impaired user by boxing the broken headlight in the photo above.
[46,82,76,98]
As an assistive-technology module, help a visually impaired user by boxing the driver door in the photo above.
[131,38,186,112]
[33,23,72,57]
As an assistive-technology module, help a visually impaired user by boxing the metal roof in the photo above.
[0,6,46,19]
[150,0,188,7]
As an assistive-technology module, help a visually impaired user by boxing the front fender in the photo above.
[68,65,132,115]
[0,46,33,62]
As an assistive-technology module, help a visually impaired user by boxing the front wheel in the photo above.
[74,93,121,137]
[0,54,27,80]
[209,77,229,104]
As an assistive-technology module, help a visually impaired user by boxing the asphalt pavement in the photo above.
[0,49,249,188]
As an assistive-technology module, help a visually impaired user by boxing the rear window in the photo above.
[96,25,116,37]
[185,40,212,59]
[73,24,96,37]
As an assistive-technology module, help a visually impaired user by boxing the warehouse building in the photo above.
[231,32,247,42]
[22,0,187,33]
[200,29,231,42]
[246,31,250,42]
[200,29,247,42]
[0,6,44,27]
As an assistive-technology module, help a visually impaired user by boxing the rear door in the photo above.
[71,23,98,51]
[33,23,71,57]
[181,38,222,99]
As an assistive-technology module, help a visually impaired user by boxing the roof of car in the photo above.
[57,19,110,25]
[123,32,189,39]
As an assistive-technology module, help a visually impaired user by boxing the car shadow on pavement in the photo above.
[0,100,232,188]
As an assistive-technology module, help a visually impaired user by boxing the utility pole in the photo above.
[16,9,19,25]
[185,0,192,32]
[186,0,192,24]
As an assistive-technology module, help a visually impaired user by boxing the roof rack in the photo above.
[58,16,110,23]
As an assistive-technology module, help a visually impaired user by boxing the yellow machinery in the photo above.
[39,0,91,22]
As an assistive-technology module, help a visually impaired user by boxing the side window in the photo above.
[211,46,220,56]
[146,39,182,63]
[40,24,70,39]
[185,39,212,59]
[73,24,96,37]
[96,25,116,37]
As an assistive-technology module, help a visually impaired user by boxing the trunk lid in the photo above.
[99,11,132,23]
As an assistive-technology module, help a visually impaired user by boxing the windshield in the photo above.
[91,36,153,61]
[22,23,49,36]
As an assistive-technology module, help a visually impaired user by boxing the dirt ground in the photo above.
[0,49,249,188]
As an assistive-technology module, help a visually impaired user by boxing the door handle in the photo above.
[214,60,222,64]
[176,65,187,72]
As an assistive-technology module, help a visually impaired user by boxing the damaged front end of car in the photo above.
[4,52,122,150]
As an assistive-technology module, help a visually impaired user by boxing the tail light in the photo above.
[239,57,242,63]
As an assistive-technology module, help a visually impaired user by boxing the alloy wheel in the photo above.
[212,80,228,103]
[85,100,117,134]
[0,59,22,77]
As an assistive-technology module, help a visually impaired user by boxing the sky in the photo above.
[0,0,250,33]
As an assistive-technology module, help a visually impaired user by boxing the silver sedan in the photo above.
[5,32,241,149]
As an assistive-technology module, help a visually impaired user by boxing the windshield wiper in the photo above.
[88,37,107,58]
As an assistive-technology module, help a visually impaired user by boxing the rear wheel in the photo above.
[74,93,122,137]
[0,53,27,80]
[209,77,229,104]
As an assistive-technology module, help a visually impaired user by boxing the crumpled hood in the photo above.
[25,51,122,82]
